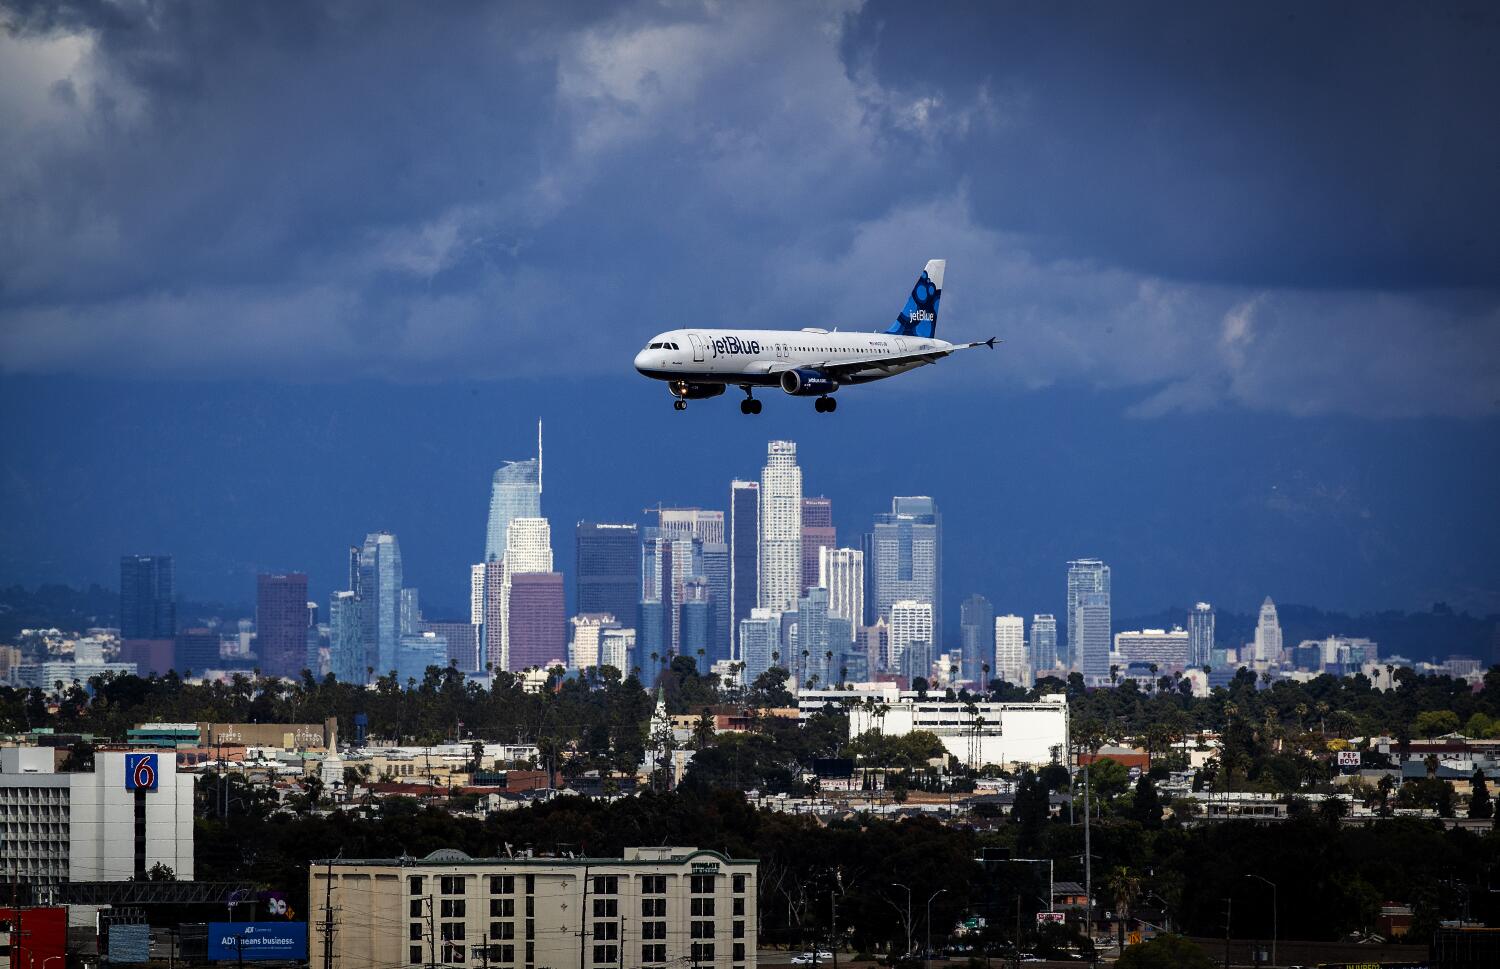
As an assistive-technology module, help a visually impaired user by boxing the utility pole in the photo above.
[425,895,436,969]
[1222,897,1232,969]
[320,859,337,969]
[576,865,591,969]
[1082,761,1093,947]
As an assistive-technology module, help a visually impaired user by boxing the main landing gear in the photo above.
[739,388,763,415]
[814,396,838,413]
[673,399,686,411]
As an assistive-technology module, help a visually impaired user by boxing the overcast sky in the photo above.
[2,2,1497,620]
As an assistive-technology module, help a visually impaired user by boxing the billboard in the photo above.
[125,753,159,791]
[1336,751,1362,768]
[207,923,308,962]
[1036,912,1065,925]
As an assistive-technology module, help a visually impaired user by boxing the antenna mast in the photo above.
[537,419,543,495]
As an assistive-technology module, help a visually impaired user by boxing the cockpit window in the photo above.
[649,342,661,349]
[668,343,679,350]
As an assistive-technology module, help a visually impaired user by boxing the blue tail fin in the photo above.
[885,259,945,338]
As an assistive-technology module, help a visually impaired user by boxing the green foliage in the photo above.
[1114,934,1216,969]
[846,729,945,769]
[1414,709,1461,739]
[1469,769,1493,820]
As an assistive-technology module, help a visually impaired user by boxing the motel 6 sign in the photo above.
[125,753,159,791]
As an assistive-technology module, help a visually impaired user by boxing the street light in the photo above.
[1244,874,1277,967]
[890,882,914,959]
[925,889,948,969]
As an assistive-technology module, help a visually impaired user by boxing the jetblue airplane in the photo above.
[633,259,996,413]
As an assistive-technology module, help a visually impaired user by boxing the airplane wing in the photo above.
[809,337,999,379]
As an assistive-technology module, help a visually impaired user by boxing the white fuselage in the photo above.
[633,328,950,387]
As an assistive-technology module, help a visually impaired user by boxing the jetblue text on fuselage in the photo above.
[709,335,762,357]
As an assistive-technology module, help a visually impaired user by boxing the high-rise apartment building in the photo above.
[857,620,890,676]
[1253,597,1283,665]
[959,594,995,684]
[576,523,641,633]
[818,547,864,628]
[256,572,310,679]
[120,554,176,640]
[1115,628,1190,670]
[484,422,542,563]
[794,587,833,687]
[758,441,803,612]
[800,497,835,595]
[359,532,403,678]
[994,614,1027,685]
[679,579,715,673]
[1030,614,1058,675]
[569,614,618,671]
[1188,602,1215,668]
[1066,558,1110,672]
[889,600,934,679]
[869,497,942,649]
[470,564,486,625]
[730,480,759,657]
[599,627,635,673]
[399,587,421,636]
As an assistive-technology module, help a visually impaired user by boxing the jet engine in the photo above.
[668,380,726,400]
[779,368,838,396]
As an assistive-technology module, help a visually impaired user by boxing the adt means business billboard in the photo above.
[207,922,308,961]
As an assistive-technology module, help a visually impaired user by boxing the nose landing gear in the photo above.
[814,396,838,413]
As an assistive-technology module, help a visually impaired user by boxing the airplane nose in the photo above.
[633,349,649,373]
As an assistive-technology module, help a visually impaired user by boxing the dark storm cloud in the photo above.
[1,0,1497,416]
[844,1,1500,289]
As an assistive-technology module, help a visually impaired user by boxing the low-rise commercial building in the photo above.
[310,846,757,969]
[846,694,1069,769]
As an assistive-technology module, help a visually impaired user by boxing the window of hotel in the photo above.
[641,922,666,941]
[440,899,465,919]
[489,922,514,940]
[733,897,745,916]
[641,897,666,918]
[592,922,618,940]
[409,945,423,965]
[485,944,514,964]
[592,945,617,965]
[691,920,715,939]
[641,943,666,964]
[691,943,715,962]
[690,874,715,894]
[733,874,747,893]
[410,877,425,895]
[641,875,666,894]
[490,875,514,895]
[733,921,745,939]
[691,897,714,917]
[592,898,617,918]
[441,876,464,895]
[409,924,422,941]
[734,942,747,961]
[592,875,618,895]
[443,943,464,964]
[490,898,514,918]
[410,900,424,918]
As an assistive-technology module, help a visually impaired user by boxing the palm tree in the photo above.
[1106,867,1142,950]
[1109,664,1120,687]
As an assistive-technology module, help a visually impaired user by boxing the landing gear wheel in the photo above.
[673,399,686,411]
[740,399,753,415]
[750,399,762,414]
[814,397,826,413]
[826,396,837,412]
[815,396,836,413]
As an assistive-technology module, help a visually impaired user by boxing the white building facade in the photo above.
[818,547,864,627]
[0,748,195,898]
[846,694,1069,769]
[993,614,1028,685]
[758,441,803,612]
[888,600,933,677]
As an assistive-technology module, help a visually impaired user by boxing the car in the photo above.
[790,952,834,965]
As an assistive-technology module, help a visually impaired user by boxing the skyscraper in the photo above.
[889,599,933,680]
[869,497,942,649]
[857,620,890,676]
[730,480,759,657]
[959,594,995,684]
[800,497,835,595]
[658,508,726,545]
[679,579,715,674]
[818,547,864,628]
[1030,614,1059,675]
[507,572,565,671]
[397,631,448,684]
[1253,597,1283,665]
[795,586,832,687]
[359,532,403,677]
[641,529,697,658]
[1078,592,1111,683]
[738,609,780,685]
[173,628,220,675]
[492,517,552,671]
[399,588,421,636]
[576,523,641,633]
[1066,558,1111,671]
[569,614,619,670]
[120,554,176,639]
[422,620,481,673]
[699,541,731,663]
[1189,602,1215,668]
[994,614,1027,685]
[329,591,363,684]
[599,627,635,673]
[470,564,486,625]
[484,421,542,563]
[759,441,803,612]
[256,572,310,679]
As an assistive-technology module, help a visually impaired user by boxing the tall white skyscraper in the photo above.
[818,547,864,627]
[1067,558,1111,672]
[889,599,933,676]
[484,421,542,563]
[1253,596,1282,665]
[470,564,486,626]
[758,441,803,612]
[1188,602,1215,668]
[1030,614,1058,674]
[490,517,552,671]
[994,614,1027,685]
[739,608,780,684]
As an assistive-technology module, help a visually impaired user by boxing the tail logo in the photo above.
[889,269,941,338]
